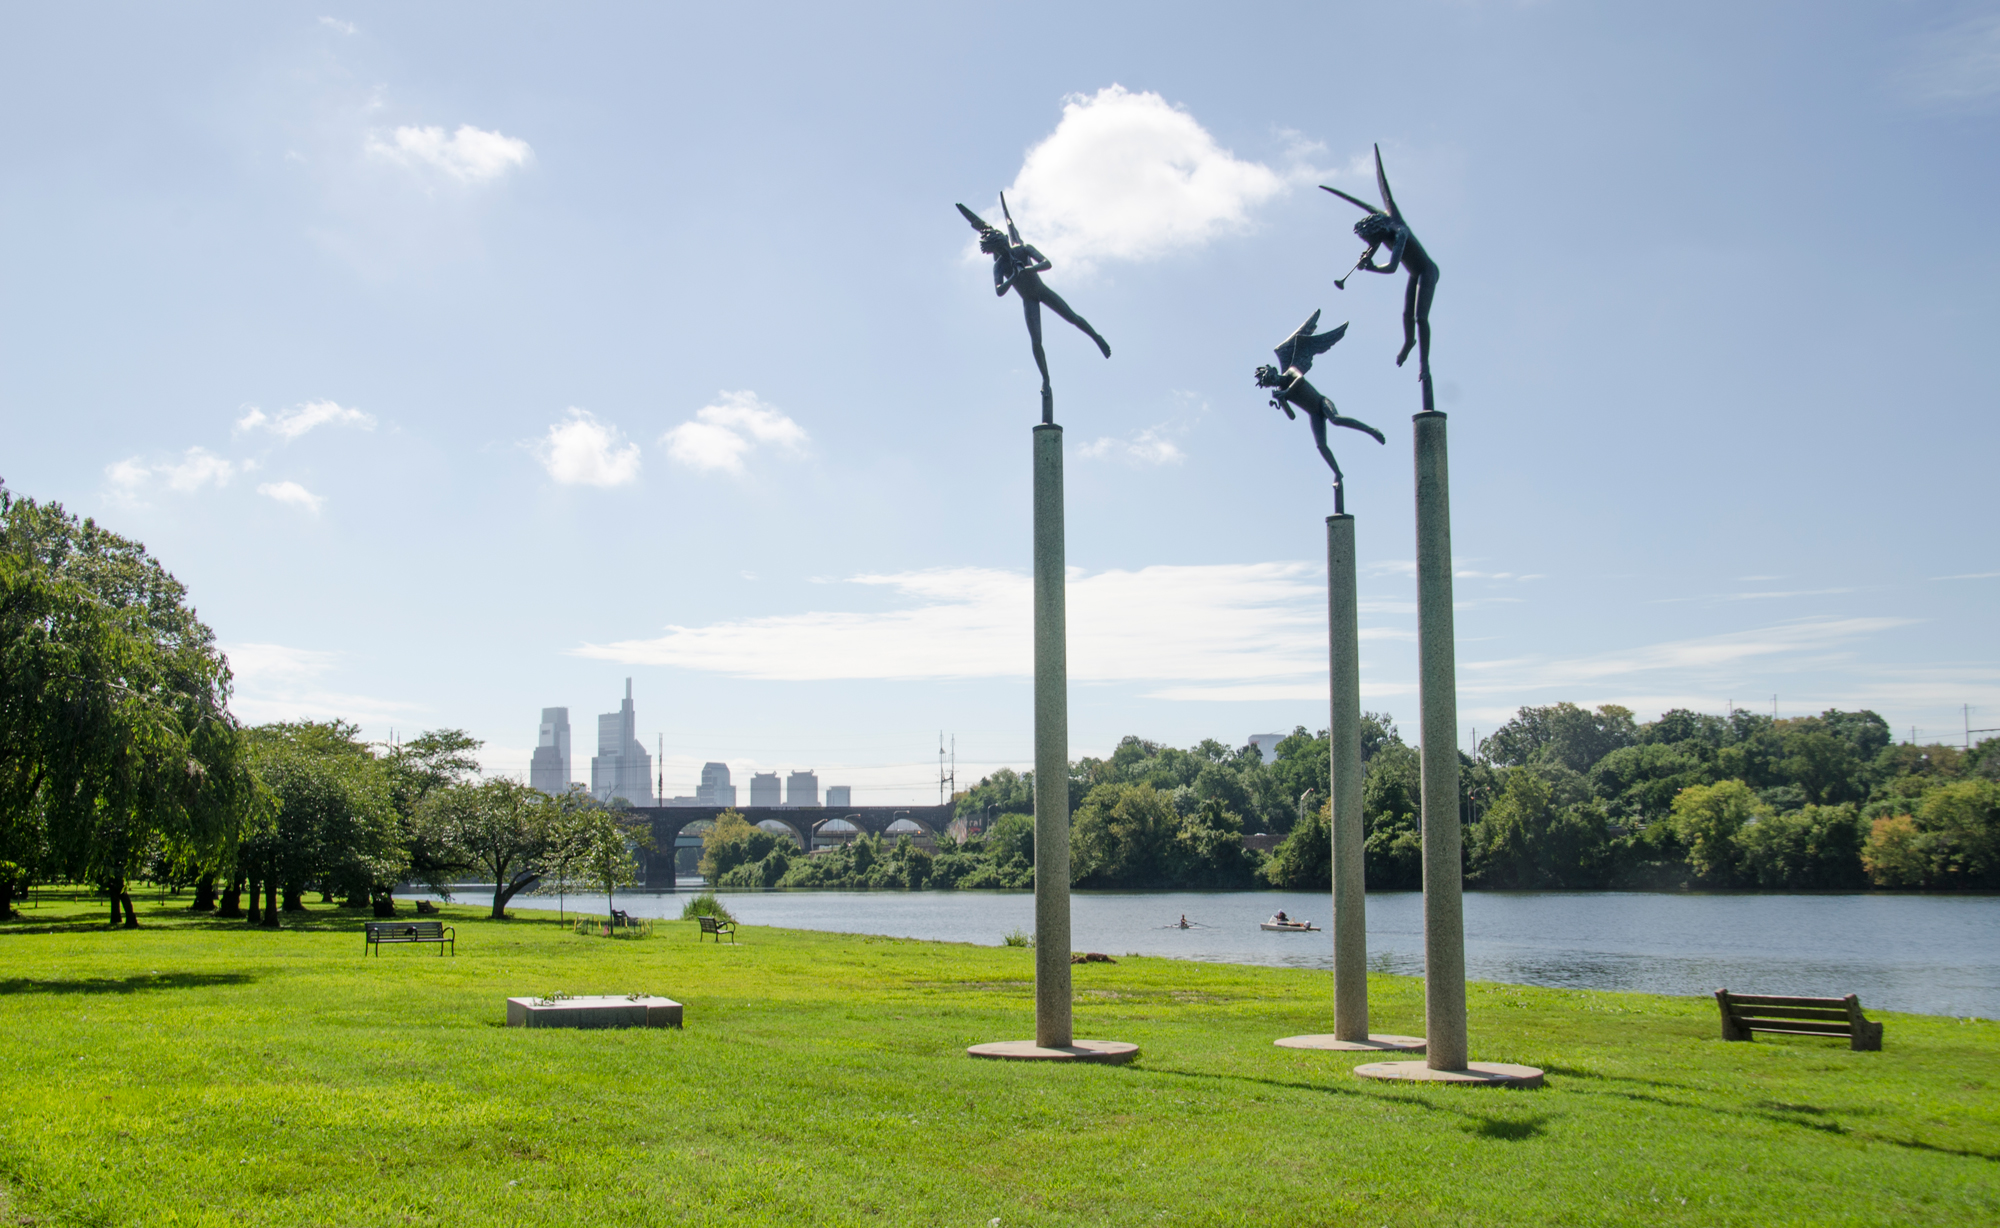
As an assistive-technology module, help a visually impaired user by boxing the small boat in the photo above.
[1261,918,1319,932]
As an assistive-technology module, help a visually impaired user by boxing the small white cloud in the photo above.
[1077,428,1185,466]
[258,481,325,513]
[319,16,356,35]
[161,447,238,492]
[236,400,375,440]
[537,408,641,487]
[105,457,151,493]
[661,391,807,475]
[1002,85,1288,267]
[368,124,533,183]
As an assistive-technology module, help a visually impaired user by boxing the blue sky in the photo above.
[4,2,1996,801]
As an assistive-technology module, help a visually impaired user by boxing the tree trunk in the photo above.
[119,891,139,928]
[261,880,280,928]
[245,878,262,924]
[107,878,123,927]
[343,885,369,910]
[190,873,217,912]
[219,875,244,919]
[0,879,14,921]
[371,889,396,918]
[282,883,306,912]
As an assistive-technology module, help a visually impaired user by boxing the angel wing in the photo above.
[1274,309,1349,376]
[1372,144,1402,222]
[955,202,996,233]
[1318,184,1382,215]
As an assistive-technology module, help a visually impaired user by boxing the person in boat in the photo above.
[1273,910,1289,925]
[1177,914,1190,929]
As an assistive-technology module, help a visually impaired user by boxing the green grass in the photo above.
[0,896,1994,1226]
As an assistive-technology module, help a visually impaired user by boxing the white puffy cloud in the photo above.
[537,408,641,487]
[1001,85,1288,267]
[222,641,425,728]
[236,400,375,440]
[105,447,241,498]
[367,124,533,183]
[318,16,356,35]
[661,391,808,475]
[258,480,325,512]
[1077,428,1185,466]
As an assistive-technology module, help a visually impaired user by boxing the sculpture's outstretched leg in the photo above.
[1038,288,1112,358]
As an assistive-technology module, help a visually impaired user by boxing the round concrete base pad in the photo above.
[1353,1060,1544,1088]
[1275,1033,1427,1053]
[967,1039,1139,1064]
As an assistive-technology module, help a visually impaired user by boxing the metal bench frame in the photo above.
[1715,989,1882,1051]
[697,914,736,944]
[364,920,456,956]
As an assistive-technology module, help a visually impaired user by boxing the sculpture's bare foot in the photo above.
[1396,343,1413,367]
[1096,337,1111,358]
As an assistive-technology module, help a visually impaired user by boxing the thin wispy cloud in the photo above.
[575,563,1344,683]
[236,400,375,440]
[367,124,532,183]
[537,409,641,487]
[661,391,807,475]
[223,641,424,727]
[1896,13,2000,107]
[257,480,325,513]
[1932,571,2000,581]
[1001,85,1290,268]
[318,16,356,35]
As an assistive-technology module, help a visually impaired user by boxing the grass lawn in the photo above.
[0,895,1994,1227]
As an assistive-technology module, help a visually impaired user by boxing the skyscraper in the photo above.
[529,708,572,795]
[825,785,851,807]
[785,769,819,807]
[697,762,736,807]
[590,678,654,806]
[749,772,781,807]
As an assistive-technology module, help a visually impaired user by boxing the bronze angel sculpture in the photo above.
[1255,309,1385,514]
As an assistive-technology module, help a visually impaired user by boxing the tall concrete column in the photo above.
[1032,422,1073,1050]
[1413,409,1467,1071]
[1327,513,1369,1041]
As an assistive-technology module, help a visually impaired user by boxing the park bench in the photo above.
[697,915,736,944]
[1714,989,1882,1051]
[609,908,633,927]
[364,919,456,956]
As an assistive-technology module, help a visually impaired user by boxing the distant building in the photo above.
[530,707,571,795]
[1249,733,1286,765]
[824,785,851,808]
[749,772,781,807]
[589,679,654,806]
[698,762,736,808]
[785,769,819,808]
[659,795,702,807]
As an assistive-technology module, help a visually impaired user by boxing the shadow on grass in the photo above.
[1466,1113,1550,1140]
[0,972,255,996]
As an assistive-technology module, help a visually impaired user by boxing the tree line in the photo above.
[701,704,1999,893]
[1,485,642,924]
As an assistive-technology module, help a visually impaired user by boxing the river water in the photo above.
[485,886,2000,1020]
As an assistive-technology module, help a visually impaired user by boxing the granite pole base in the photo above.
[1327,512,1369,1042]
[1033,422,1073,1049]
[1414,410,1468,1072]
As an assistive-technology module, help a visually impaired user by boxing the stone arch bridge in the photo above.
[630,804,956,888]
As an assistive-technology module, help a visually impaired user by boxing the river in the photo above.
[461,885,2000,1020]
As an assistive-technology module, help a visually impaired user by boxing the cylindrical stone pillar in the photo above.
[1413,409,1467,1071]
[1327,513,1368,1042]
[1032,422,1073,1049]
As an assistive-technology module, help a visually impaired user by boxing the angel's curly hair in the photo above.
[1354,212,1399,243]
[978,229,1010,256]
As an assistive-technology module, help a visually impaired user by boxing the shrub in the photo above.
[679,892,737,924]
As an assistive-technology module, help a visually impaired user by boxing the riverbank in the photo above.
[2,897,1995,1226]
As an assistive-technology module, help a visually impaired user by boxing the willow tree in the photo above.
[0,485,254,924]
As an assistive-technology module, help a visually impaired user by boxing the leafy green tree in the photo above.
[1071,783,1177,887]
[1262,796,1330,890]
[1667,780,1764,885]
[1,485,254,925]
[1737,804,1868,889]
[1588,743,1710,824]
[1480,703,1637,774]
[421,778,554,918]
[1468,770,1610,889]
[244,721,398,913]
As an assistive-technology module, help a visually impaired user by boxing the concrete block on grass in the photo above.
[506,995,683,1029]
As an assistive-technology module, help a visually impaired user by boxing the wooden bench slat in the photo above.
[1723,994,1852,1008]
[1726,1006,1852,1022]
